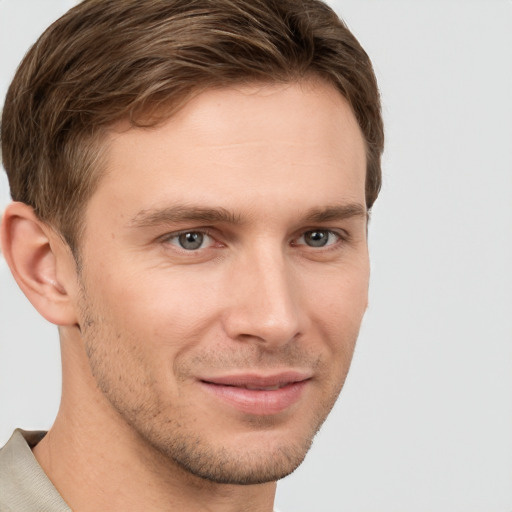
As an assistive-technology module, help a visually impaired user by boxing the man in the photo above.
[0,0,383,510]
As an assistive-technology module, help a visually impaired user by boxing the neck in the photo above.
[33,334,276,512]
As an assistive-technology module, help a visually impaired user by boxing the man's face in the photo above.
[76,80,369,484]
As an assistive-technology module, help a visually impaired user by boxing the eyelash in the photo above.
[293,229,347,249]
[160,229,218,251]
[160,228,349,254]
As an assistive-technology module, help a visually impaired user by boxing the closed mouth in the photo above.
[199,371,311,389]
[198,371,311,415]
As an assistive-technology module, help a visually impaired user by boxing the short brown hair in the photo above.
[1,0,383,253]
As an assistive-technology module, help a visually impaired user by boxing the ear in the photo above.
[1,202,79,326]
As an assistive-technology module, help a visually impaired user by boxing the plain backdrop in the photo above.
[1,1,511,511]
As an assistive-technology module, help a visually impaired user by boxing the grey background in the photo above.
[1,1,511,511]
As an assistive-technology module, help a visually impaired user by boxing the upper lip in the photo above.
[200,371,312,389]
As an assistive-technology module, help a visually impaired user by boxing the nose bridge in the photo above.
[224,242,303,345]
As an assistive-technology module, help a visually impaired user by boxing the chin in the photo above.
[134,412,322,485]
[166,435,314,485]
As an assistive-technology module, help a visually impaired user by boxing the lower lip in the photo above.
[200,380,309,415]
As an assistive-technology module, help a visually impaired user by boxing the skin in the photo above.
[1,79,369,512]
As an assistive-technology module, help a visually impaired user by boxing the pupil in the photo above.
[306,231,328,247]
[179,232,203,250]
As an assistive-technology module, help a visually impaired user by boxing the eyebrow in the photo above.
[129,205,242,228]
[129,202,367,229]
[301,204,368,223]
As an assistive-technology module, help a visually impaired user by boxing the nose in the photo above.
[222,247,305,348]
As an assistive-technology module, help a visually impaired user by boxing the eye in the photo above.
[167,231,213,251]
[296,230,340,248]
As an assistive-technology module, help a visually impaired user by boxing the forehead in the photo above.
[87,80,366,226]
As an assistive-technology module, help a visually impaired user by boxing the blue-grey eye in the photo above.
[177,232,204,250]
[303,230,329,247]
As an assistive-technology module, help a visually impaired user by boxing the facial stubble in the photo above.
[78,280,353,485]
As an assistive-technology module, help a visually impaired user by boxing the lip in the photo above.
[199,371,311,416]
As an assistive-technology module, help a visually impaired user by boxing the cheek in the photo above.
[310,257,369,316]
[96,268,222,357]
[308,263,369,356]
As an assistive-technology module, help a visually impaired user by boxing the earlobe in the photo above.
[1,201,78,326]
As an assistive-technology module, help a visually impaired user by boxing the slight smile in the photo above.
[199,372,312,415]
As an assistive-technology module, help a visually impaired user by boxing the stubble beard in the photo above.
[78,285,349,485]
